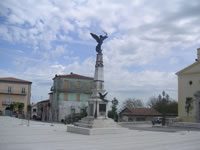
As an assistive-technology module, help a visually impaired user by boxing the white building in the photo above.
[51,73,93,122]
[176,48,200,122]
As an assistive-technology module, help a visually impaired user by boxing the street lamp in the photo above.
[158,91,169,126]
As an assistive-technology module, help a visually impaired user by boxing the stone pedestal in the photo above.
[67,53,128,135]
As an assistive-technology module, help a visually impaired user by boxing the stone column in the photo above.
[197,48,200,61]
[88,53,109,119]
[91,54,105,98]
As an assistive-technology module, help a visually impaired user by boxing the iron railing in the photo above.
[0,89,26,95]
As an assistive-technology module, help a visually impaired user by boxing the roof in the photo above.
[0,77,32,84]
[53,72,93,80]
[37,99,49,104]
[120,108,161,116]
[31,103,37,107]
[176,61,200,75]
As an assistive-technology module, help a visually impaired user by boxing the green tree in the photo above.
[108,97,119,121]
[147,96,178,115]
[18,103,24,114]
[12,102,18,113]
[80,106,88,118]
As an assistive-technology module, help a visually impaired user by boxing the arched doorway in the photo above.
[5,107,11,116]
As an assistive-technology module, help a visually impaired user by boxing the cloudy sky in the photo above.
[0,0,200,104]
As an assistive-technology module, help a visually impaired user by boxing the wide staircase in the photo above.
[74,117,119,128]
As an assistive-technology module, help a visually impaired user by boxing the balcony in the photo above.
[2,101,12,105]
[52,87,92,94]
[0,89,26,96]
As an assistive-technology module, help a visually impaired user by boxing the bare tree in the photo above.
[146,96,158,108]
[121,98,144,110]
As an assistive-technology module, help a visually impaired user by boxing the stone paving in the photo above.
[0,116,200,150]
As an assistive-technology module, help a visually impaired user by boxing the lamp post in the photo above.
[158,91,169,126]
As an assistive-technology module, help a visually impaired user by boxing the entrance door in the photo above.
[5,107,11,116]
[99,104,106,116]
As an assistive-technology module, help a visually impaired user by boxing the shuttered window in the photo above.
[64,80,68,89]
[77,81,80,88]
[64,93,68,101]
[77,94,80,101]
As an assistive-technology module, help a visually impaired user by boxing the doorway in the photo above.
[5,107,11,116]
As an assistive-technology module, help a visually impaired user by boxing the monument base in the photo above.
[67,117,129,135]
[67,125,128,135]
[74,117,119,128]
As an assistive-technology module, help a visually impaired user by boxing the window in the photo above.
[99,104,106,112]
[6,97,12,104]
[21,88,25,94]
[20,98,24,103]
[90,82,93,89]
[185,97,193,113]
[8,87,12,93]
[80,109,84,114]
[33,108,36,112]
[64,93,68,101]
[71,108,75,114]
[64,80,68,89]
[136,117,145,121]
[77,94,80,101]
[77,81,80,88]
[189,81,193,85]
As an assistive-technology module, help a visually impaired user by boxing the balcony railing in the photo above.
[0,89,26,95]
[52,87,92,94]
[2,101,12,105]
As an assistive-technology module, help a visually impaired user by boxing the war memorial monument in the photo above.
[67,32,127,135]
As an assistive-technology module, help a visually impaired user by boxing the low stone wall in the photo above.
[118,121,152,125]
[171,122,200,129]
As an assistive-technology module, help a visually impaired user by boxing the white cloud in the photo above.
[1,0,200,104]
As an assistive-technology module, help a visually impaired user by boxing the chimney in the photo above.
[198,48,200,61]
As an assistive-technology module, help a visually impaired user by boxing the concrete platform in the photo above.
[67,125,128,135]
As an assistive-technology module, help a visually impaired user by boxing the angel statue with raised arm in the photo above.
[90,32,108,54]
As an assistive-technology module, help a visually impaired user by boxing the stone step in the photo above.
[77,117,94,124]
[75,118,119,128]
[74,122,93,128]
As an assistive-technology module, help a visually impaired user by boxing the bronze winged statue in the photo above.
[90,32,108,54]
[98,92,108,102]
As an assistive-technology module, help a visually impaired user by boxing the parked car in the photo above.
[152,117,163,125]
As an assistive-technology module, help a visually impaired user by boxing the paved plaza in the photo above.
[0,116,200,150]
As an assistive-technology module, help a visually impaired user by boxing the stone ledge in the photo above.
[171,122,200,129]
[67,125,129,135]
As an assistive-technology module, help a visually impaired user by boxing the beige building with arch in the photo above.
[176,48,200,122]
[0,77,32,116]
